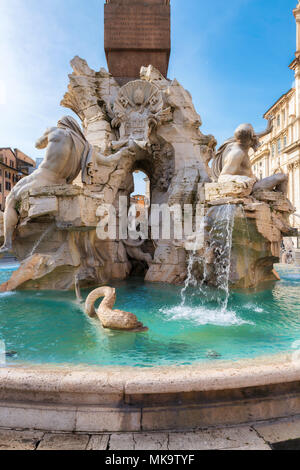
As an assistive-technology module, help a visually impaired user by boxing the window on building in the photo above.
[272,144,275,158]
[277,139,281,154]
[5,182,11,191]
[284,135,287,148]
[277,115,280,127]
[10,160,14,168]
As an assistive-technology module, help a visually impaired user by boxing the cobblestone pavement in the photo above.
[0,416,300,450]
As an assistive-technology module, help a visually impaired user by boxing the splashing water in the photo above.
[180,204,236,324]
[74,275,84,304]
[181,246,198,305]
[29,224,55,257]
[180,216,206,305]
[206,204,236,311]
[161,303,251,327]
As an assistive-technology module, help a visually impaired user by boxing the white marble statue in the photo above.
[0,116,131,253]
[212,123,288,194]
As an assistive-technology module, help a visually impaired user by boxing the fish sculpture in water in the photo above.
[85,286,148,332]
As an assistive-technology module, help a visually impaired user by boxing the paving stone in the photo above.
[133,433,169,450]
[37,433,89,451]
[0,429,44,450]
[224,444,271,450]
[254,417,300,444]
[168,427,267,450]
[87,434,110,450]
[109,432,169,450]
[3,418,298,451]
[109,433,135,450]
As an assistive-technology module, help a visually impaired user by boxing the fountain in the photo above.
[0,69,295,293]
[0,0,300,433]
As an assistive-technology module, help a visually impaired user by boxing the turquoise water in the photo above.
[0,264,300,367]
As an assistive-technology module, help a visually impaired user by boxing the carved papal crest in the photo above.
[112,80,168,143]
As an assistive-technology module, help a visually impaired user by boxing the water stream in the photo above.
[181,204,236,313]
[207,204,236,311]
[180,245,198,305]
[29,224,55,257]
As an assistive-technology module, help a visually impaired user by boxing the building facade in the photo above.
[250,1,300,231]
[130,195,147,207]
[0,148,35,211]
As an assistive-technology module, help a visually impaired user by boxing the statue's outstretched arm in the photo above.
[35,127,56,149]
[256,118,273,139]
[95,147,133,167]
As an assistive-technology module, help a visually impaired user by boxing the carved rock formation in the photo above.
[202,182,297,288]
[0,60,296,292]
[0,62,216,291]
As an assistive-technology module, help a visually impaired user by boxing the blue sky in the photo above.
[0,0,298,193]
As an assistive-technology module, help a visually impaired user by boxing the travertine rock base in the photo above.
[1,62,296,291]
[0,185,131,291]
[204,183,296,288]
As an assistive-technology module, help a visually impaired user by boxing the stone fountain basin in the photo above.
[0,354,300,432]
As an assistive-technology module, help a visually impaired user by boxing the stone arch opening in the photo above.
[125,167,154,279]
[131,170,150,209]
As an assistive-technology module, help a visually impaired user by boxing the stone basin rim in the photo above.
[1,353,299,395]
